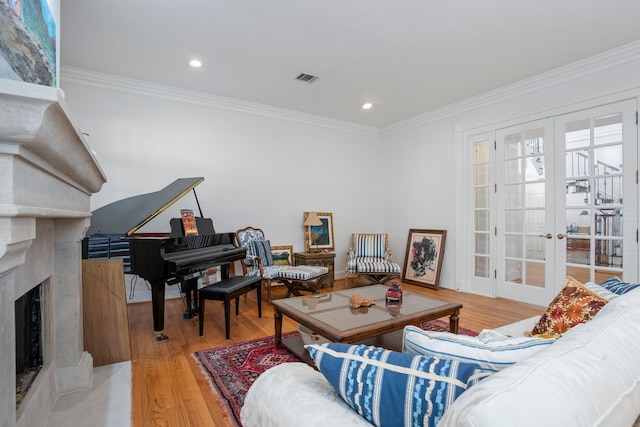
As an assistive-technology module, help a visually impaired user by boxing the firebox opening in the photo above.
[15,283,43,409]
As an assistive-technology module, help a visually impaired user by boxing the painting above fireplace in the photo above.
[0,0,57,86]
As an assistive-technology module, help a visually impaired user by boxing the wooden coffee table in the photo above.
[272,285,462,365]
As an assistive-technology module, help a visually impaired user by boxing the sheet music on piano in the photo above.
[180,209,199,236]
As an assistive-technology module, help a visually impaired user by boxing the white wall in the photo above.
[61,41,640,290]
[380,118,459,289]
[60,81,384,274]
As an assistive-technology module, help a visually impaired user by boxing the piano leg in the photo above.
[182,277,199,319]
[150,280,169,341]
[220,264,230,280]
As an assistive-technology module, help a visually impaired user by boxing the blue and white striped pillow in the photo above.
[306,343,492,427]
[599,277,640,295]
[354,234,387,258]
[249,239,274,266]
[402,326,554,372]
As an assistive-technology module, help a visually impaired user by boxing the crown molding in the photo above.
[380,40,640,136]
[61,40,640,139]
[60,67,381,137]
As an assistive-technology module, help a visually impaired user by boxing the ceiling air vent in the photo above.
[296,73,319,83]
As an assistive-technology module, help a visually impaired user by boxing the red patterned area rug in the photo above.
[193,319,477,427]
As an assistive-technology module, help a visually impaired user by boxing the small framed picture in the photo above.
[271,245,294,265]
[402,229,447,289]
[303,212,334,252]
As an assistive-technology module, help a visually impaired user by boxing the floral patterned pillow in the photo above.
[531,276,608,338]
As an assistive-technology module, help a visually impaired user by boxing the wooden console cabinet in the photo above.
[82,259,131,367]
[294,251,335,288]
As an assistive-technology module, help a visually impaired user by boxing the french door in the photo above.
[554,101,638,287]
[475,100,637,306]
[496,119,557,305]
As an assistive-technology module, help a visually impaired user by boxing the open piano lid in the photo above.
[87,177,204,236]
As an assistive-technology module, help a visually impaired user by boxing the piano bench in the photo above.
[198,275,263,340]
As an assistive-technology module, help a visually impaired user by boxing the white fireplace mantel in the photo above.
[0,79,107,427]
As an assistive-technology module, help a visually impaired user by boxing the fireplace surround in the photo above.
[0,79,106,427]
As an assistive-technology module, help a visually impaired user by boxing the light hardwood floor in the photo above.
[128,279,545,426]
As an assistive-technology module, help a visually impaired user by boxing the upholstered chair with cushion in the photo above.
[235,227,329,303]
[345,233,401,287]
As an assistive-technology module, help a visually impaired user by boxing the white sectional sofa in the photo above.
[241,287,640,427]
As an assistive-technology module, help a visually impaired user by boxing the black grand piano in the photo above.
[82,177,246,341]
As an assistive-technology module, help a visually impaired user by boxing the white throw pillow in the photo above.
[402,326,554,372]
[583,281,619,300]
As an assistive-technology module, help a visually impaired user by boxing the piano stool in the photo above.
[198,275,263,339]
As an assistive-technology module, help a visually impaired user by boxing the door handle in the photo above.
[557,234,567,239]
[539,233,553,239]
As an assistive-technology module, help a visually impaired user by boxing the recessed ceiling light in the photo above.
[189,59,202,68]
[362,102,372,110]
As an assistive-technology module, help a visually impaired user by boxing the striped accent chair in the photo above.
[235,227,329,303]
[345,233,401,287]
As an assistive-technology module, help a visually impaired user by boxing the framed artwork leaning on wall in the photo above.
[303,212,334,252]
[271,245,294,265]
[402,229,446,289]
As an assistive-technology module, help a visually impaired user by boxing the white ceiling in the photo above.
[60,1,640,128]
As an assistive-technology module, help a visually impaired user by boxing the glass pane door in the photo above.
[467,133,496,298]
[474,139,492,279]
[496,119,557,306]
[556,100,638,285]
